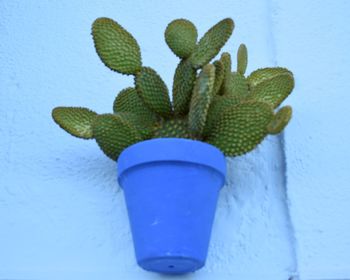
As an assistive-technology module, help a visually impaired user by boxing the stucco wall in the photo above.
[274,1,350,279]
[0,1,349,279]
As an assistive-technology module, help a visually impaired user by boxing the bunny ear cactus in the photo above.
[267,105,293,134]
[206,101,274,156]
[135,67,172,117]
[172,59,197,115]
[188,64,216,136]
[92,18,142,75]
[52,17,295,161]
[237,43,248,75]
[153,117,193,139]
[52,107,97,139]
[247,67,294,108]
[165,19,198,59]
[189,18,234,68]
[93,114,142,160]
[212,60,225,95]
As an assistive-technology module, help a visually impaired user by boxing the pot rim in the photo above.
[117,138,226,179]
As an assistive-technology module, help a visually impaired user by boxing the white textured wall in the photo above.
[0,1,349,280]
[273,1,350,279]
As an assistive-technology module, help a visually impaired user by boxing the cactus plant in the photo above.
[52,17,295,160]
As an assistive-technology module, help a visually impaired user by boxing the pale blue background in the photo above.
[1,1,349,279]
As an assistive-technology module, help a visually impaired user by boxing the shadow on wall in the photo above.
[44,145,119,191]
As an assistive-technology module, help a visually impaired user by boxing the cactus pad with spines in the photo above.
[113,88,157,139]
[248,67,292,89]
[153,117,193,139]
[218,52,232,95]
[223,72,249,98]
[206,101,274,156]
[188,64,216,136]
[267,106,293,135]
[93,114,142,160]
[52,107,97,139]
[204,94,243,136]
[172,59,197,115]
[237,44,248,75]
[135,67,172,117]
[220,52,232,75]
[189,18,234,68]
[212,60,225,95]
[52,17,295,161]
[119,112,156,140]
[249,72,294,108]
[92,18,142,75]
[113,87,158,126]
[165,19,198,59]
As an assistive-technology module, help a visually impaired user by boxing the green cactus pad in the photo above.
[247,67,292,89]
[206,101,273,156]
[267,105,292,135]
[249,72,294,108]
[188,64,215,135]
[92,18,142,75]
[220,52,232,73]
[172,59,197,115]
[204,94,242,136]
[135,67,172,117]
[53,17,296,161]
[224,72,249,98]
[237,44,248,75]
[153,117,193,139]
[93,114,141,160]
[212,60,225,95]
[113,87,157,139]
[52,107,97,139]
[117,112,155,139]
[113,87,158,126]
[189,18,234,68]
[218,52,232,95]
[165,19,198,59]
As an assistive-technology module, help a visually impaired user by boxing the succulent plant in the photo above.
[52,17,295,160]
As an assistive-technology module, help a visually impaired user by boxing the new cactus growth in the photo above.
[52,17,295,160]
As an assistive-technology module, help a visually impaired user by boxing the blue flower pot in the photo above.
[117,138,226,274]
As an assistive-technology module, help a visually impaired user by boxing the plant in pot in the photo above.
[52,17,294,274]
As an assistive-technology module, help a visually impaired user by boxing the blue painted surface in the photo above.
[0,1,348,279]
[118,138,226,274]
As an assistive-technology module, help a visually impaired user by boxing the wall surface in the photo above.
[0,1,349,280]
[273,1,350,279]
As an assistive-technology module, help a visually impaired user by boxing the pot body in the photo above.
[117,138,226,274]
